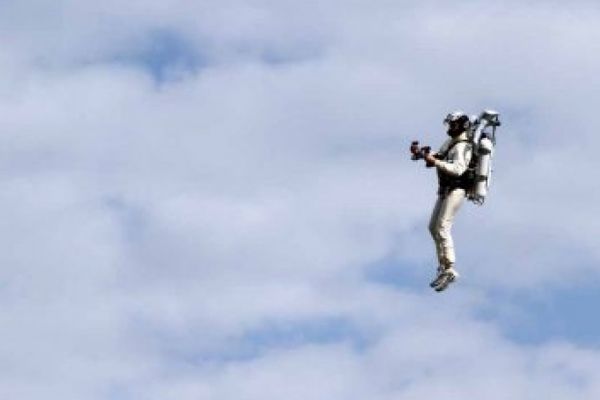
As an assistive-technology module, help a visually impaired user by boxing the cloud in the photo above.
[1,0,600,399]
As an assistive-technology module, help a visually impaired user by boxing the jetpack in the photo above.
[467,110,501,205]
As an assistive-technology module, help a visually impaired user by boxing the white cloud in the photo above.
[1,1,600,398]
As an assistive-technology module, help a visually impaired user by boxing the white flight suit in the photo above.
[428,131,472,269]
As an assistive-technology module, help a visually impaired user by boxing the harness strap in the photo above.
[437,139,474,196]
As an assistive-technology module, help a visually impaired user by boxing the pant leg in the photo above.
[428,196,444,266]
[430,188,465,267]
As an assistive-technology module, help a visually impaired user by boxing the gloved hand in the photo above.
[424,152,437,168]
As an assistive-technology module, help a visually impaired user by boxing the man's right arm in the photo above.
[424,139,450,167]
[433,142,471,176]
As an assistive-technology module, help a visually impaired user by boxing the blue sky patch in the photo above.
[476,281,600,347]
[113,29,207,82]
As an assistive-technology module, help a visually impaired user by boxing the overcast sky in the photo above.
[1,1,600,399]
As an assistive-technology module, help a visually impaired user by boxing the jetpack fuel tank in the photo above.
[468,110,501,205]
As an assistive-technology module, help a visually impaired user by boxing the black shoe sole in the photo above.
[433,274,456,292]
[429,276,445,288]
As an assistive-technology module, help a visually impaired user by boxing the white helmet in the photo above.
[443,110,470,129]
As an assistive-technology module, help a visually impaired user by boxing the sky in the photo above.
[1,1,600,399]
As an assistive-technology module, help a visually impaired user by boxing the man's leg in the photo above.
[435,188,465,268]
[428,195,446,287]
[431,189,465,291]
[428,195,444,267]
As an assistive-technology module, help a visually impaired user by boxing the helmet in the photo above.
[444,110,470,137]
[444,111,470,130]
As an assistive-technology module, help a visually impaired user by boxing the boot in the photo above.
[429,266,446,288]
[433,267,459,292]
